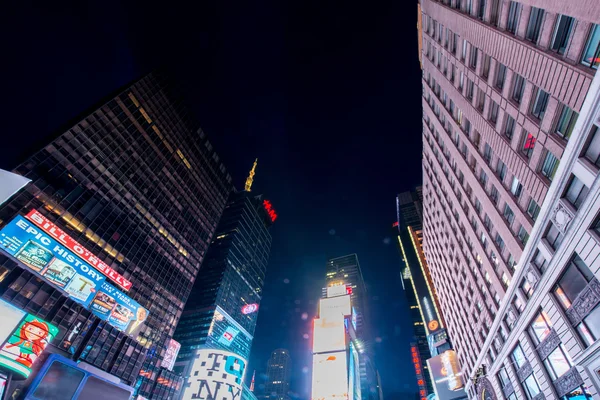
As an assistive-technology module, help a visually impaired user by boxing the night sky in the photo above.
[2,1,423,398]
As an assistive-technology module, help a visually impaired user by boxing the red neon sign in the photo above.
[411,345,428,399]
[25,209,132,291]
[263,200,278,222]
[241,303,259,314]
[392,221,399,227]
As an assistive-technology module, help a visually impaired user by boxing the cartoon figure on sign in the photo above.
[4,319,51,368]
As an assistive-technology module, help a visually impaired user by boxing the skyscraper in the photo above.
[262,349,292,400]
[173,163,275,399]
[323,255,380,400]
[395,189,466,400]
[0,71,232,399]
[419,0,600,398]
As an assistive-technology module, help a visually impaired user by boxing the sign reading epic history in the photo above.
[182,349,246,400]
[25,210,132,291]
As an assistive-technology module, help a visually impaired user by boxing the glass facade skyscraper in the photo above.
[173,190,273,388]
[261,348,291,400]
[0,72,232,399]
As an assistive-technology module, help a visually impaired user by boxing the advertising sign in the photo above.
[0,314,59,378]
[0,170,30,207]
[327,285,348,298]
[182,349,246,400]
[25,210,132,291]
[90,281,148,336]
[241,303,258,315]
[0,215,107,307]
[218,326,240,347]
[311,351,348,400]
[427,353,467,399]
[313,316,346,353]
[319,295,351,319]
[0,299,26,346]
[410,344,428,400]
[349,342,361,400]
[160,339,181,371]
[441,350,464,391]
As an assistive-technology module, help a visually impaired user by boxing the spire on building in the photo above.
[249,370,256,392]
[245,158,258,192]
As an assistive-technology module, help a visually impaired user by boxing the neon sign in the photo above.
[411,344,428,400]
[263,200,278,222]
[241,303,259,315]
[392,221,399,227]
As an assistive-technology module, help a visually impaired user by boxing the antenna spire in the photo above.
[245,158,258,191]
[249,370,256,392]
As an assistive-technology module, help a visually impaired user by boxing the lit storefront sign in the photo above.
[0,314,59,378]
[25,209,132,290]
[0,214,148,336]
[160,339,181,371]
[311,352,348,400]
[410,344,428,400]
[182,349,246,400]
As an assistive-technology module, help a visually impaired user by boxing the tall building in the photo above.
[323,255,380,400]
[419,0,600,398]
[395,189,466,400]
[173,163,274,399]
[262,349,292,400]
[0,71,232,399]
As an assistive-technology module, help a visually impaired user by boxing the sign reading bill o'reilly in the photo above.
[25,209,132,291]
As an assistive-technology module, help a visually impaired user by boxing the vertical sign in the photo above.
[410,344,428,400]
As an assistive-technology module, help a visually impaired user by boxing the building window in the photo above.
[545,222,564,251]
[521,278,534,298]
[581,24,600,69]
[477,0,486,20]
[518,225,529,245]
[489,101,499,124]
[527,198,541,221]
[555,105,579,140]
[506,1,522,34]
[583,125,600,167]
[496,159,507,181]
[470,47,479,69]
[526,7,545,43]
[563,175,589,210]
[511,176,523,198]
[483,143,493,164]
[532,249,548,273]
[490,185,499,205]
[521,132,536,159]
[512,74,526,104]
[480,170,488,187]
[551,15,575,55]
[482,54,491,79]
[490,0,501,26]
[505,114,516,139]
[462,40,468,61]
[497,369,517,400]
[523,374,542,400]
[467,79,474,100]
[511,344,527,369]
[540,151,559,181]
[504,204,515,225]
[495,62,507,90]
[554,254,600,346]
[530,88,550,121]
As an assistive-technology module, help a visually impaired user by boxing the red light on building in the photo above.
[263,200,278,222]
[392,221,399,227]
[346,286,353,295]
[411,345,428,398]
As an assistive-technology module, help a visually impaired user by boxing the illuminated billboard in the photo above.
[441,350,464,391]
[0,314,59,378]
[348,342,361,400]
[410,344,428,400]
[427,352,467,399]
[327,285,347,298]
[313,316,345,353]
[0,299,26,346]
[90,281,148,336]
[311,351,348,400]
[182,349,246,400]
[319,295,351,319]
[160,339,181,371]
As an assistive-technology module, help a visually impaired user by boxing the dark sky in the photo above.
[2,1,423,398]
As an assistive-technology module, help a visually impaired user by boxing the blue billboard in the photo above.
[90,282,148,335]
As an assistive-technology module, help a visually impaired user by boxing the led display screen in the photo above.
[311,351,348,400]
[160,339,181,371]
[182,349,246,400]
[319,295,351,319]
[326,285,347,298]
[90,281,148,336]
[0,299,26,346]
[427,353,467,399]
[313,316,345,353]
[0,314,59,378]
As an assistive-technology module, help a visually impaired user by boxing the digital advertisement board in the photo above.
[427,353,467,399]
[0,314,59,378]
[313,316,346,353]
[0,299,26,346]
[182,349,246,400]
[311,351,348,400]
[349,342,361,400]
[90,281,148,336]
[441,350,464,391]
[0,215,107,307]
[326,285,347,298]
[319,295,351,319]
[160,339,181,371]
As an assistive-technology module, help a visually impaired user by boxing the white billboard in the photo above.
[0,170,30,206]
[313,316,346,353]
[319,295,351,319]
[327,285,347,298]
[311,351,348,400]
[182,349,246,400]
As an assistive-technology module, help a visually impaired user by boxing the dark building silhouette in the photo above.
[261,349,291,400]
